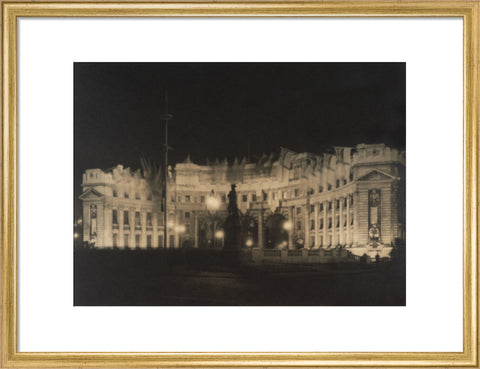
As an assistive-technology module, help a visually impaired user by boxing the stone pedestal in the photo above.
[224,214,242,250]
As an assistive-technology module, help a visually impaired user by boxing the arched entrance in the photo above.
[265,213,289,249]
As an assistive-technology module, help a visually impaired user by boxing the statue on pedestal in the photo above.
[224,184,242,253]
[227,184,238,217]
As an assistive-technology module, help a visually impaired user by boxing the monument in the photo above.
[224,184,242,251]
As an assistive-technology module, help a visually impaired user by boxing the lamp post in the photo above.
[174,224,186,247]
[214,230,225,248]
[161,90,173,248]
[282,220,293,249]
[206,190,220,248]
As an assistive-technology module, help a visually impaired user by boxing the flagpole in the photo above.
[161,90,173,248]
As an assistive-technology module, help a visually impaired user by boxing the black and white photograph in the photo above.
[74,62,406,306]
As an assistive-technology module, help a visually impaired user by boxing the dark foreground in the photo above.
[74,247,406,306]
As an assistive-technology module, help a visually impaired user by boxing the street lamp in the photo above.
[215,229,224,248]
[206,193,220,211]
[175,224,186,233]
[282,220,293,231]
[206,190,220,247]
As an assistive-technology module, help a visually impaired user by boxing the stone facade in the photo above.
[79,143,405,257]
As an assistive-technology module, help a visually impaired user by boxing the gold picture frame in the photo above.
[1,1,478,367]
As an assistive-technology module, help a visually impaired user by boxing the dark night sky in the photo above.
[74,62,405,216]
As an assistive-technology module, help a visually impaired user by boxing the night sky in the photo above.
[74,62,405,217]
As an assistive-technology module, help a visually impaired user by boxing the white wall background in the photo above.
[17,18,463,352]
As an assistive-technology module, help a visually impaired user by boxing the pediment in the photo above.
[78,188,104,201]
[357,169,398,182]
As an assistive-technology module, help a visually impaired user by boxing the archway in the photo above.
[265,213,289,249]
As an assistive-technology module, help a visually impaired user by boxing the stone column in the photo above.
[332,199,336,246]
[304,202,310,249]
[118,208,124,247]
[141,211,147,248]
[288,206,294,249]
[194,211,199,248]
[339,197,344,245]
[103,205,112,247]
[82,203,90,243]
[352,191,359,246]
[346,195,351,245]
[314,202,320,248]
[152,211,158,247]
[323,200,328,247]
[129,209,135,247]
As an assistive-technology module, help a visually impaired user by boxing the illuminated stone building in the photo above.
[79,143,405,258]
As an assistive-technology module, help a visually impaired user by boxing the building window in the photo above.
[147,235,152,248]
[349,172,354,182]
[320,218,324,229]
[310,219,315,230]
[344,218,347,227]
[135,212,141,226]
[186,223,191,233]
[146,212,152,226]
[350,195,354,206]
[294,189,300,197]
[307,188,314,195]
[124,235,129,248]
[310,204,314,213]
[135,235,140,248]
[328,218,332,229]
[282,191,288,199]
[158,235,163,248]
[327,184,332,191]
[293,165,301,180]
[336,200,340,209]
[336,179,340,188]
[123,211,129,225]
[319,185,323,193]
[135,192,140,200]
[328,202,332,210]
[185,195,191,202]
[113,234,118,247]
[252,194,257,202]
[242,195,248,202]
[200,196,205,203]
[113,189,118,197]
[320,203,324,212]
[112,210,118,225]
[336,215,340,228]
[124,192,129,199]
[171,196,175,202]
[272,192,277,200]
[344,198,348,207]
[351,214,354,225]
[296,207,302,215]
[343,179,347,185]
[320,235,323,246]
[296,221,302,231]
